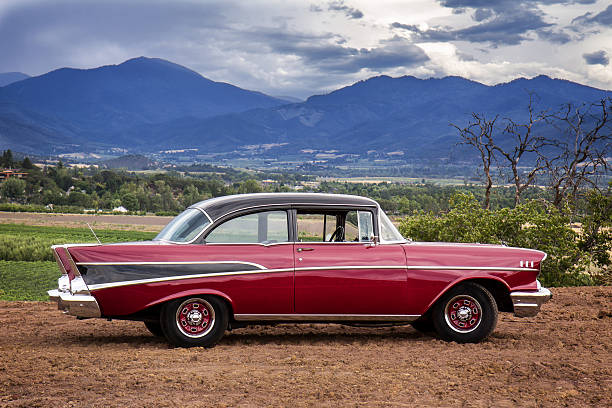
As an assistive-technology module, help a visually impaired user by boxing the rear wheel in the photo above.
[432,283,498,343]
[160,296,228,348]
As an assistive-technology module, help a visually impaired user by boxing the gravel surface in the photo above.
[0,287,610,407]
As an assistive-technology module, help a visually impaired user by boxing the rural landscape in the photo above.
[1,0,612,406]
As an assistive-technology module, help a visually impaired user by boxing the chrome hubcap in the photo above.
[445,295,482,333]
[175,298,215,338]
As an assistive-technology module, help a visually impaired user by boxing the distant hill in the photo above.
[156,74,611,158]
[0,57,286,151]
[0,57,609,159]
[0,72,29,87]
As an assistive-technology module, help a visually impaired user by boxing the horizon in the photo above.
[4,55,611,99]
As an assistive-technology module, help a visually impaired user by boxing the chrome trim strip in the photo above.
[233,314,420,322]
[76,260,267,269]
[294,265,407,271]
[87,268,294,291]
[85,263,540,291]
[405,265,540,272]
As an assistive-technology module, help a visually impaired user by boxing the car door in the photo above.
[293,209,409,316]
[200,209,295,315]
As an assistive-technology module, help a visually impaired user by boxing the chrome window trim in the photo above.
[154,207,214,245]
[376,205,407,244]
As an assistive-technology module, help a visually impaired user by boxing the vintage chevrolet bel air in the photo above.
[49,193,551,347]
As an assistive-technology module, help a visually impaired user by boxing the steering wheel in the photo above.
[328,226,344,242]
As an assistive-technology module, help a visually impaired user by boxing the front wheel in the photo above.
[432,283,498,343]
[160,296,228,348]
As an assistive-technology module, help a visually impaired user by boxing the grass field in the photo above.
[0,224,157,262]
[0,261,59,301]
[0,224,157,300]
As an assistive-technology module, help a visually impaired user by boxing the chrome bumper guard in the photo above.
[510,286,552,317]
[48,289,101,318]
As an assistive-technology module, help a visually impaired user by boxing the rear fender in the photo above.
[143,289,235,315]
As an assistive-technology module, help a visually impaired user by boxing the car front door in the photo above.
[293,209,409,316]
[201,209,294,315]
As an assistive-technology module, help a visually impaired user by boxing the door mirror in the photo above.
[369,235,379,246]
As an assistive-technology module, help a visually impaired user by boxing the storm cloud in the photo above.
[583,50,609,65]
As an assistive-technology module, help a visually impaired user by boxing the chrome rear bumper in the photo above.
[48,289,101,318]
[510,286,552,317]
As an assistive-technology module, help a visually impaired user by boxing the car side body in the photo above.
[49,193,551,346]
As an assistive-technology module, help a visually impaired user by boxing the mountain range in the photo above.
[0,57,610,159]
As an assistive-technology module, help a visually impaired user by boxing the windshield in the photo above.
[379,209,405,242]
[155,208,211,243]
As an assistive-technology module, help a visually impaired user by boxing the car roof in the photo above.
[191,193,378,221]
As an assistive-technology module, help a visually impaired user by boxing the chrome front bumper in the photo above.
[48,289,101,318]
[510,285,552,317]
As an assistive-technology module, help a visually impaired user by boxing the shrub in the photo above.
[399,193,594,287]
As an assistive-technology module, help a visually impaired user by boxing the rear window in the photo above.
[155,208,210,243]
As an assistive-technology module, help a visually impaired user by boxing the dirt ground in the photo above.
[0,212,170,232]
[0,287,610,407]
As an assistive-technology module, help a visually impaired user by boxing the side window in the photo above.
[296,213,339,242]
[205,211,288,243]
[345,211,374,242]
[297,210,374,242]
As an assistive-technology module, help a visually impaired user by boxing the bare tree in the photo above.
[454,114,498,209]
[542,98,612,209]
[493,95,550,206]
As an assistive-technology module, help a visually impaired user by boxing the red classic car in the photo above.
[49,193,551,347]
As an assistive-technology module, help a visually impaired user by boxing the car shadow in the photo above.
[220,324,434,346]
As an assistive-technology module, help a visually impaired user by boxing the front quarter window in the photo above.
[155,208,211,243]
[379,209,405,242]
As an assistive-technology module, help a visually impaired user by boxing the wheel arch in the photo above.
[143,289,236,317]
[423,276,512,316]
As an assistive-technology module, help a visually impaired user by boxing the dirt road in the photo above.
[0,287,610,407]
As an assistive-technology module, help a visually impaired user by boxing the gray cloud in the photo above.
[537,29,572,43]
[573,5,612,26]
[393,9,552,46]
[392,0,597,46]
[327,1,363,19]
[473,9,493,22]
[583,50,609,65]
[255,31,428,73]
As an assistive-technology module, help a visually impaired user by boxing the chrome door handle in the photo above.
[297,247,314,252]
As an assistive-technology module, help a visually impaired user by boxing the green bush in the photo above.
[399,193,594,287]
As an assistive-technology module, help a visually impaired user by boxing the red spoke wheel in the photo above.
[176,298,215,338]
[444,295,482,333]
[161,296,228,348]
[432,283,498,343]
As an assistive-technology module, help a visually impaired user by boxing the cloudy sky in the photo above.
[0,0,611,98]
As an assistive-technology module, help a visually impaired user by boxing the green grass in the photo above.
[0,224,157,262]
[0,261,60,301]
